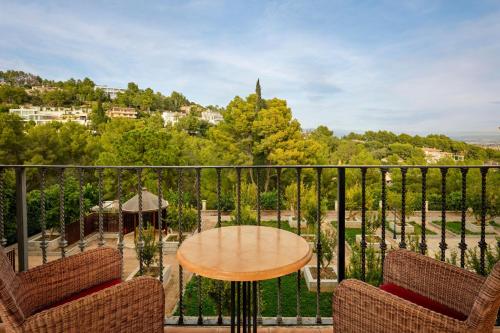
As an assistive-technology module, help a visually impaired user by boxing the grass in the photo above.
[221,220,316,234]
[345,228,361,246]
[431,221,496,235]
[178,273,333,317]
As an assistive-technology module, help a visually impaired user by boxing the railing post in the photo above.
[337,167,346,282]
[15,167,28,271]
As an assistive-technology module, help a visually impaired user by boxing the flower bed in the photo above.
[303,265,338,292]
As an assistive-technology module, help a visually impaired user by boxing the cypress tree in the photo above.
[255,79,263,112]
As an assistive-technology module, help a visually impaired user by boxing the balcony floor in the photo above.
[0,324,499,332]
[166,328,332,332]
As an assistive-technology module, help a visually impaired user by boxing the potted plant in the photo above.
[303,228,338,292]
[127,223,171,283]
[356,211,382,248]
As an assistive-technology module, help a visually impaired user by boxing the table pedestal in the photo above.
[230,281,257,333]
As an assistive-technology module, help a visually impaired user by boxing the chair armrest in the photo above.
[18,247,121,314]
[333,279,469,333]
[384,249,485,315]
[22,277,164,333]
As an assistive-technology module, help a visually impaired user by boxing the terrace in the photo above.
[0,164,498,332]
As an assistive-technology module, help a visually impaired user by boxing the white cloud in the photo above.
[0,1,499,134]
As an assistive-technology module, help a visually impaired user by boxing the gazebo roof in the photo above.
[122,188,168,213]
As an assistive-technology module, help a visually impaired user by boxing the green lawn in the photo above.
[345,228,361,246]
[177,273,332,317]
[430,221,493,235]
[221,220,316,234]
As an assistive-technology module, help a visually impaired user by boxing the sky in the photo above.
[1,0,499,135]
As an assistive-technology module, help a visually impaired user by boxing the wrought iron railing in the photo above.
[0,164,498,327]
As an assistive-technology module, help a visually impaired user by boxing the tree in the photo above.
[0,113,26,164]
[24,122,96,166]
[134,223,158,270]
[0,70,42,87]
[27,177,98,235]
[255,79,264,112]
[0,85,30,104]
[175,112,211,137]
[314,228,337,274]
[90,100,108,128]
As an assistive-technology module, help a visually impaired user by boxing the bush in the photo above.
[219,192,235,212]
[465,245,499,276]
[135,223,158,269]
[260,191,278,210]
[314,229,337,272]
[166,206,198,232]
[347,243,382,286]
[302,186,327,228]
[230,205,257,225]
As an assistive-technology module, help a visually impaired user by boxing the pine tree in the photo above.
[90,99,108,129]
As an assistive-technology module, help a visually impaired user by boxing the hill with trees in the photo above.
[0,69,498,245]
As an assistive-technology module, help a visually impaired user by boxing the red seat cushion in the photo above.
[380,283,467,321]
[43,279,122,310]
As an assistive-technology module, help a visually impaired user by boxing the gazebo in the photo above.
[122,188,168,234]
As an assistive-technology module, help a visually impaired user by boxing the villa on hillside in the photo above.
[94,85,126,99]
[162,108,223,126]
[201,110,223,124]
[106,106,138,119]
[162,110,186,125]
[422,147,465,163]
[9,105,90,125]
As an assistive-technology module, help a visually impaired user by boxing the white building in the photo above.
[9,106,90,126]
[95,85,126,100]
[162,111,186,125]
[106,106,137,119]
[201,110,223,125]
[422,147,464,163]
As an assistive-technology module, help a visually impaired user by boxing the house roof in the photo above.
[122,188,168,212]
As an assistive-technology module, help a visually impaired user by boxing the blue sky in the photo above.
[1,0,499,134]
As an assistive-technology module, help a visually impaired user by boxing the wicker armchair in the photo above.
[0,247,165,333]
[333,249,500,333]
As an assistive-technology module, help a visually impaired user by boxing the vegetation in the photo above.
[134,223,158,269]
[431,221,494,235]
[179,272,333,317]
[315,229,337,273]
[0,70,498,246]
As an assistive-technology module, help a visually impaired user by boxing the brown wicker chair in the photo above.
[333,249,500,333]
[0,247,165,333]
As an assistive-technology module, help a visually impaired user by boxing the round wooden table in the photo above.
[177,225,312,333]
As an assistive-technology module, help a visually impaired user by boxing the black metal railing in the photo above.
[0,164,498,327]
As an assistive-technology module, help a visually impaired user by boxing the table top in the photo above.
[176,225,313,282]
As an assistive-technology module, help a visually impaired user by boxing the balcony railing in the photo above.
[0,164,498,327]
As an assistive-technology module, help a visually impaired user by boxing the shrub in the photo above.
[260,191,278,210]
[219,192,235,212]
[135,223,158,269]
[314,228,337,272]
[166,206,198,232]
[465,245,499,276]
[230,204,257,225]
[347,243,382,286]
[302,186,327,228]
